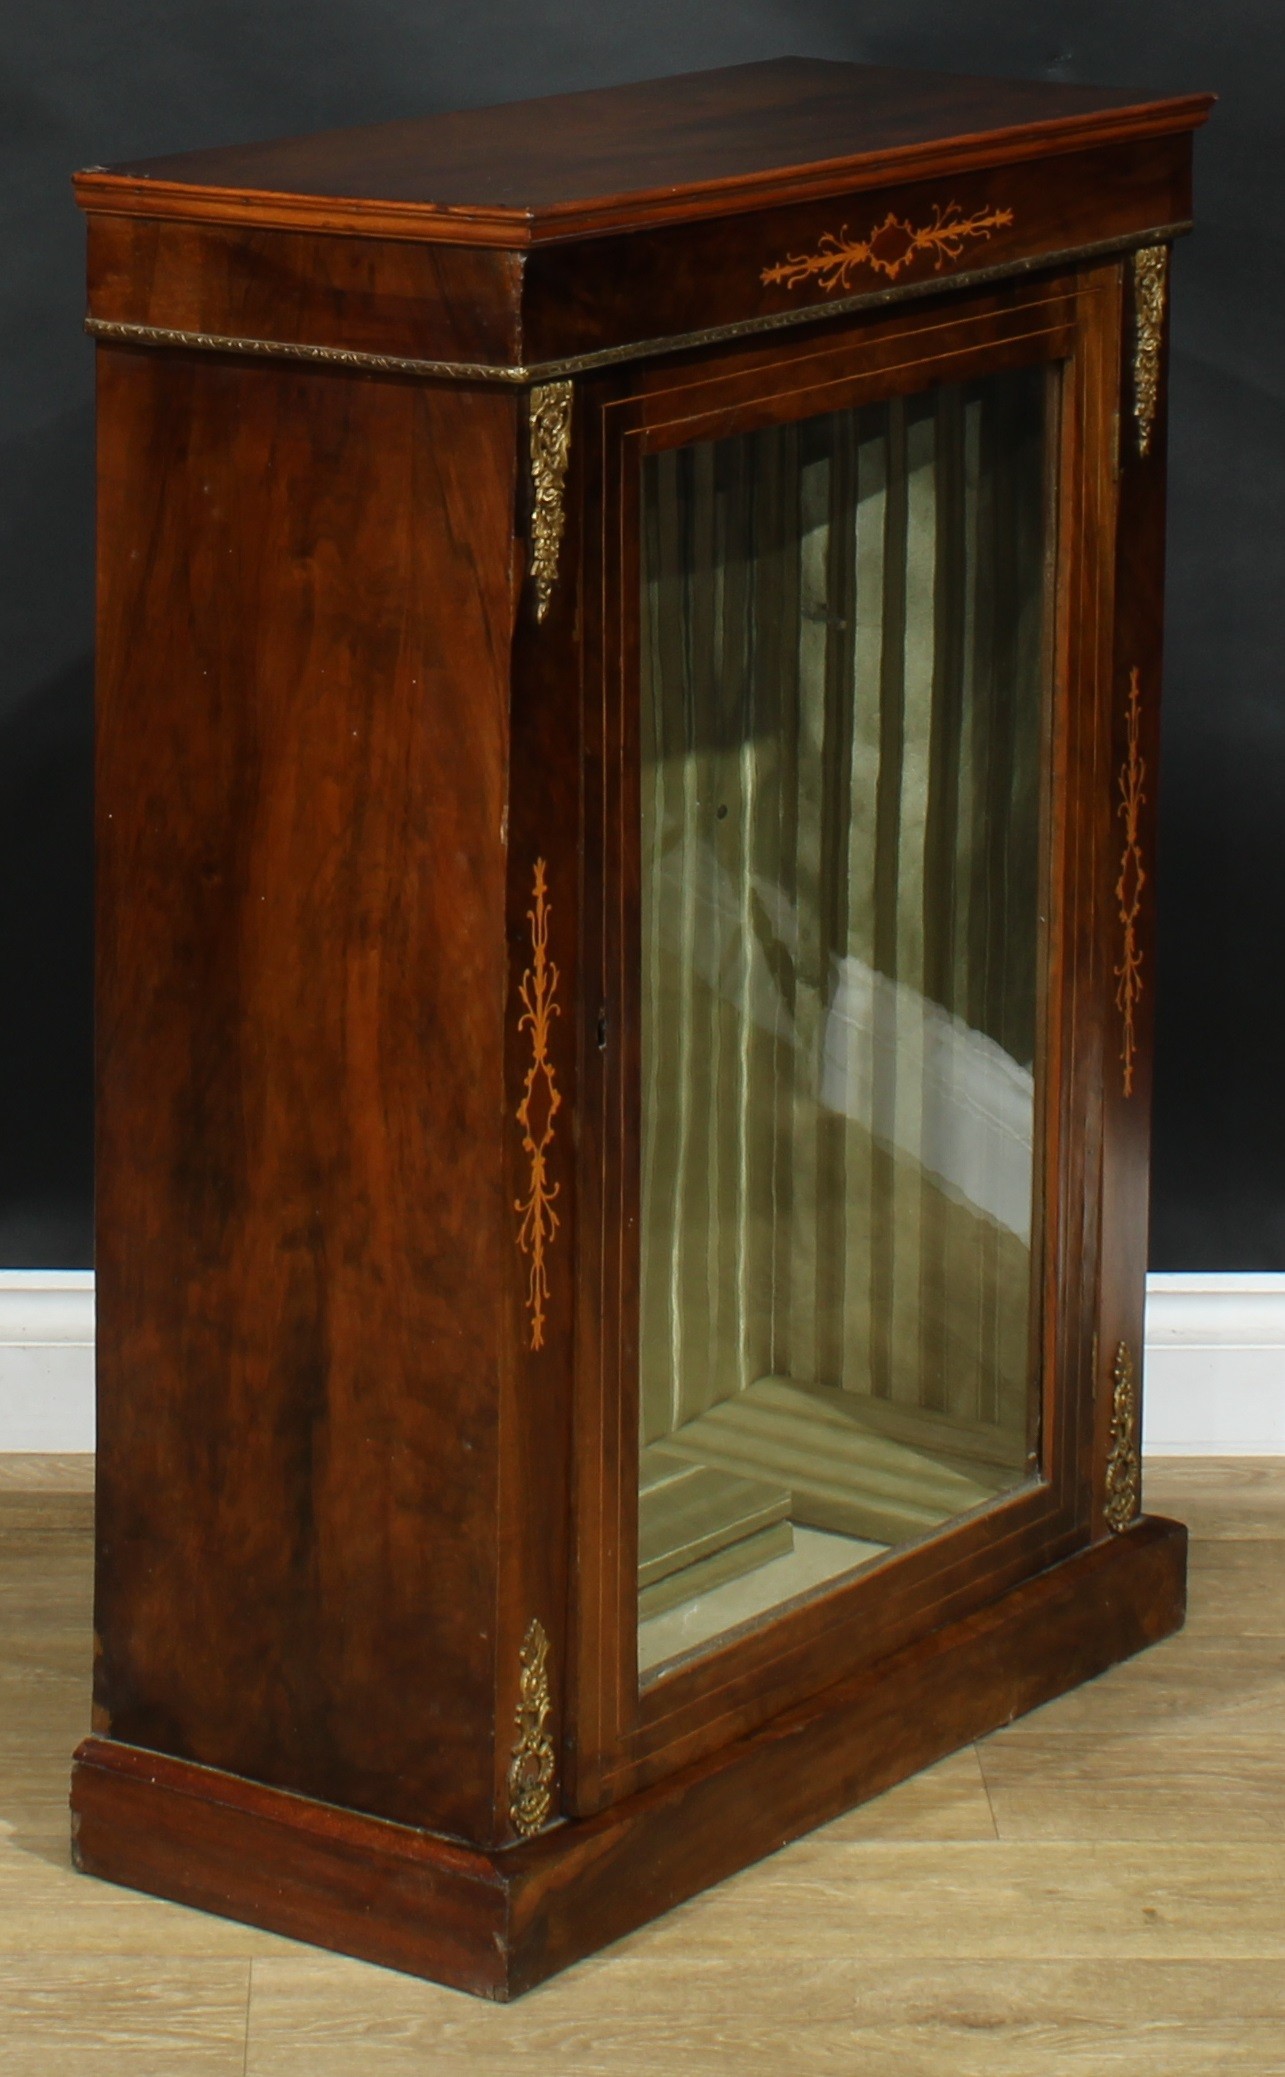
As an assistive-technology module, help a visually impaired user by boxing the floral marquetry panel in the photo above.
[515,860,562,1351]
[1115,670,1147,1099]
[761,201,1015,292]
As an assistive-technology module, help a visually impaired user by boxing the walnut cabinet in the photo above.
[70,59,1211,1996]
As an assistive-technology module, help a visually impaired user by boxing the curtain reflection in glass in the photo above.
[638,367,1047,1671]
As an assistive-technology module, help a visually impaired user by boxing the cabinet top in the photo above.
[74,56,1212,247]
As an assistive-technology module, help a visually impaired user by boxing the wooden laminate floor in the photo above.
[2,1455,1283,2074]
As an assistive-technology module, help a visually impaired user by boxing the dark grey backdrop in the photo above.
[2,3,1280,1268]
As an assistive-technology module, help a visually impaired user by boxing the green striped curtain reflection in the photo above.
[638,367,1047,1455]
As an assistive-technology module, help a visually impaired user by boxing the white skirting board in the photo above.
[1142,1273,1285,1454]
[0,1270,1282,1455]
[0,1271,95,1451]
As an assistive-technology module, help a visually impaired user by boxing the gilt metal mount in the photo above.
[1104,1341,1142,1533]
[507,1617,555,1837]
[528,381,574,622]
[1131,246,1168,458]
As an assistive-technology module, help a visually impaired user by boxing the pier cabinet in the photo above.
[70,58,1211,1996]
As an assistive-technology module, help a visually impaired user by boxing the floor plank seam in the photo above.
[5,1456,1285,2065]
[975,1738,1005,1841]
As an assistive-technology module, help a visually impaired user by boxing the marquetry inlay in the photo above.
[515,859,562,1351]
[761,201,1014,293]
[1114,668,1147,1099]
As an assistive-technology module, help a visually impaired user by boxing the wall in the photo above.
[2,1,1281,1267]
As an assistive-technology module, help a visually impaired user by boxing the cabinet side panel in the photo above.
[492,386,584,1839]
[92,348,517,1840]
[86,214,525,368]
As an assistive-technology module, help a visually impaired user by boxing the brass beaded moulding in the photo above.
[83,222,1186,387]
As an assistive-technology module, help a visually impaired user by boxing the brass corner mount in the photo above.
[507,1617,555,1837]
[1131,245,1168,458]
[528,381,574,622]
[1104,1341,1142,1533]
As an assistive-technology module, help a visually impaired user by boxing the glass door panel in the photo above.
[637,364,1049,1675]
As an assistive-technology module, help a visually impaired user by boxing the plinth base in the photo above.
[71,1514,1186,2001]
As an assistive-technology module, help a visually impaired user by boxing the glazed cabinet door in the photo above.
[570,266,1126,1813]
